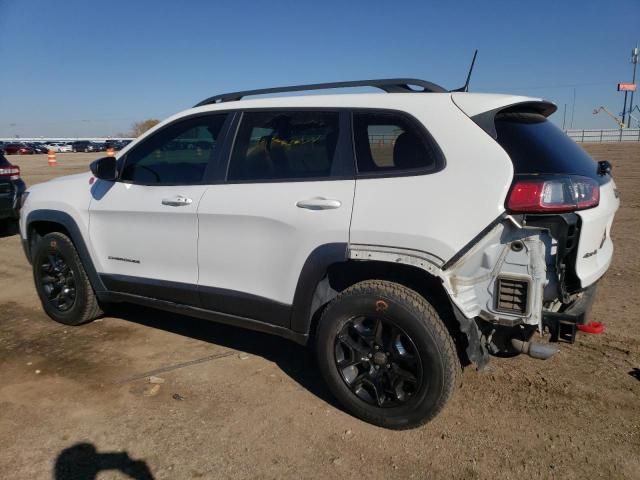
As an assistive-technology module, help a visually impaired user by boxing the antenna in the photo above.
[453,49,478,92]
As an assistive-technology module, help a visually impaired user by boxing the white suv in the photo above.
[19,79,619,429]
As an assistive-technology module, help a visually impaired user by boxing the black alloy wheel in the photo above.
[335,315,423,407]
[38,253,77,312]
[32,232,103,325]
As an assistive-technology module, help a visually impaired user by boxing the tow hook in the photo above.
[511,338,559,360]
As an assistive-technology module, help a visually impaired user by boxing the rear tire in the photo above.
[32,232,103,326]
[316,280,460,429]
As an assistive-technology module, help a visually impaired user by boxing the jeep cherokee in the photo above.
[19,79,619,429]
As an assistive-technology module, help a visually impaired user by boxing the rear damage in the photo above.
[444,94,620,365]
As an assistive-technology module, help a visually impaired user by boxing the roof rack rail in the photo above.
[193,78,448,107]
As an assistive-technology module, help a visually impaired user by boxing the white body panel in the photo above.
[197,180,354,304]
[19,171,94,247]
[88,181,208,284]
[575,180,619,287]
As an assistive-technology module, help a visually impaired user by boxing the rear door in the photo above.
[89,112,231,305]
[196,110,354,326]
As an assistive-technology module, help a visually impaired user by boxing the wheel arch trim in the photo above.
[25,209,107,294]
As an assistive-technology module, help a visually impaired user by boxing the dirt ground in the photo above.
[1,146,639,480]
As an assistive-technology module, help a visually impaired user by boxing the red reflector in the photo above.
[507,176,599,213]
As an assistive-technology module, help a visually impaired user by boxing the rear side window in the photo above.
[120,113,228,185]
[495,112,598,178]
[353,111,443,175]
[228,111,340,181]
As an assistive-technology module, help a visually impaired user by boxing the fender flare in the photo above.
[289,243,348,334]
[290,242,488,367]
[26,209,107,294]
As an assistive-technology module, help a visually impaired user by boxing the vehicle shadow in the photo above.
[108,303,341,409]
[629,368,640,382]
[54,443,154,480]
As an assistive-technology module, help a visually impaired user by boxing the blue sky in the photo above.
[0,0,638,137]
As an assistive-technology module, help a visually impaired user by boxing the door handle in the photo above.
[296,197,342,210]
[161,195,193,207]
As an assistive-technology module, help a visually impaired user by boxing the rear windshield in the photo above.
[495,112,599,178]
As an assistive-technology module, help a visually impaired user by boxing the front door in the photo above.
[89,112,231,305]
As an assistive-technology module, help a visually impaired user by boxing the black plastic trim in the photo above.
[100,274,200,306]
[101,291,308,345]
[100,273,292,328]
[290,243,349,333]
[194,78,448,106]
[26,210,107,293]
[199,285,291,327]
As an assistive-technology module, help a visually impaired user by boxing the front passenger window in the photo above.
[120,114,228,185]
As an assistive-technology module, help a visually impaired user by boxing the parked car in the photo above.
[26,143,48,154]
[45,142,72,153]
[0,154,26,235]
[18,78,619,429]
[4,143,34,155]
[103,140,123,151]
[71,141,101,153]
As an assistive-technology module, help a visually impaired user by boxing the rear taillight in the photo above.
[507,175,599,213]
[0,165,20,181]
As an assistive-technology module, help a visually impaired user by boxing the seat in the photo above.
[393,132,428,169]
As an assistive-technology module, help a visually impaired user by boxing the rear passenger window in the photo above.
[120,114,228,185]
[353,112,442,174]
[228,111,340,181]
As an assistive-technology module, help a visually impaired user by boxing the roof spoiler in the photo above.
[467,101,557,139]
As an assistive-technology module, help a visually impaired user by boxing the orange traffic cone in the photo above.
[106,147,115,157]
[48,150,57,166]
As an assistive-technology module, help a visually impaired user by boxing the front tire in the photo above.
[316,280,460,429]
[32,232,103,325]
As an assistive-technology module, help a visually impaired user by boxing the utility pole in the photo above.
[562,103,567,130]
[628,45,639,128]
[570,88,576,128]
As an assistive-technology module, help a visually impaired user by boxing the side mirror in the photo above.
[90,156,117,181]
